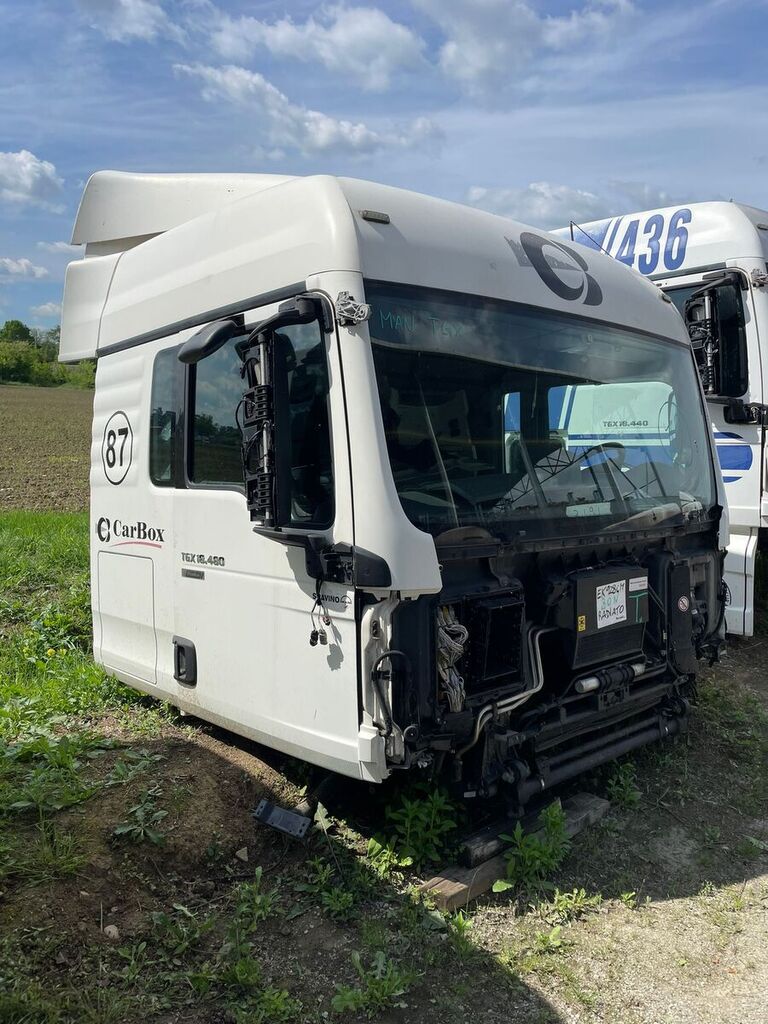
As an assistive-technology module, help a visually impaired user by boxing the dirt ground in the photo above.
[2,383,767,1023]
[5,654,762,1024]
[466,635,768,1024]
[0,384,92,511]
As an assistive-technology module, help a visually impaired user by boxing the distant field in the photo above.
[0,384,92,511]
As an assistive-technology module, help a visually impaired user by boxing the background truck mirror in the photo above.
[684,273,747,398]
[178,318,240,364]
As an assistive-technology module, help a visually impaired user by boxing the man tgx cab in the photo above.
[60,172,727,804]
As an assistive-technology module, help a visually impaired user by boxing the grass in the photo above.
[0,507,767,1024]
[0,510,489,1022]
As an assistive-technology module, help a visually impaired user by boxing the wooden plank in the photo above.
[459,806,541,867]
[420,792,610,913]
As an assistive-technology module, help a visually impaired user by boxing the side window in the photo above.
[284,322,334,527]
[189,319,335,527]
[149,348,178,486]
[190,337,244,486]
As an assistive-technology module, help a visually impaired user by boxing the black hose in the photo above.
[371,650,411,738]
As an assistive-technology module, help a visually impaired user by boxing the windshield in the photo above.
[367,281,717,542]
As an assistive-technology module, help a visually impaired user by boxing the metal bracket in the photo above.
[335,291,372,326]
[751,269,768,288]
[253,799,312,839]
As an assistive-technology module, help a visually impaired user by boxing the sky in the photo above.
[0,0,767,326]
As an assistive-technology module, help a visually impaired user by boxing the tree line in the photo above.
[0,319,95,388]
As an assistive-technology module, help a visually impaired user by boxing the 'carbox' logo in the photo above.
[508,232,603,306]
[96,517,165,547]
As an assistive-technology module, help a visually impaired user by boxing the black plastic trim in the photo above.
[354,548,392,588]
[650,262,726,282]
[172,636,197,686]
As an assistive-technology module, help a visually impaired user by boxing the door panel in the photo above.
[97,551,157,683]
[169,301,363,777]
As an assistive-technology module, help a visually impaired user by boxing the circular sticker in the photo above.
[677,596,690,613]
[102,411,134,485]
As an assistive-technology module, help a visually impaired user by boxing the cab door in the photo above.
[660,268,763,635]
[92,341,179,689]
[167,298,363,777]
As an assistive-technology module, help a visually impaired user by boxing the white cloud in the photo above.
[210,5,425,92]
[0,150,64,211]
[174,63,442,157]
[606,180,680,211]
[37,241,81,255]
[413,0,636,98]
[30,302,62,318]
[466,179,685,229]
[542,0,635,48]
[467,182,610,228]
[0,258,49,280]
[78,0,184,43]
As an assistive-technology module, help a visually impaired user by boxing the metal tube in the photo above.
[456,626,556,759]
[515,713,684,803]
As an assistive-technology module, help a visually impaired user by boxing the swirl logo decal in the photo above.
[509,232,603,306]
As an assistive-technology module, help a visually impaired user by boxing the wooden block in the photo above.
[561,792,610,837]
[421,853,508,912]
[459,806,541,867]
[420,792,610,913]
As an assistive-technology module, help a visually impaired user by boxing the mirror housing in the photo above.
[684,272,746,397]
[178,318,240,364]
[238,295,325,529]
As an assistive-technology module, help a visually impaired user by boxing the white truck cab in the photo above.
[557,204,768,635]
[61,173,727,803]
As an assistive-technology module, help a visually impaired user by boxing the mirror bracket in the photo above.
[724,398,768,426]
[305,537,392,589]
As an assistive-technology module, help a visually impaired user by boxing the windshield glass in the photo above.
[366,281,717,542]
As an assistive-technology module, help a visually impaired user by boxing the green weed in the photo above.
[606,761,642,810]
[366,835,412,876]
[232,867,280,928]
[493,802,571,894]
[383,786,459,870]
[321,886,356,921]
[112,784,168,845]
[533,926,568,955]
[544,887,602,924]
[331,951,417,1017]
[294,856,361,920]
[231,987,302,1023]
[150,903,214,956]
[447,908,475,956]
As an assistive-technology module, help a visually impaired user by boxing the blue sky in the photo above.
[1,0,767,326]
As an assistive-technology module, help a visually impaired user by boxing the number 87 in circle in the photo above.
[102,411,134,485]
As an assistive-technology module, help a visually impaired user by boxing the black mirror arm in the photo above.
[237,296,320,361]
[178,318,240,364]
[686,271,746,308]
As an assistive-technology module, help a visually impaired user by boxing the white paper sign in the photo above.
[596,580,627,629]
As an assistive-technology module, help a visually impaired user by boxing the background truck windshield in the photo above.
[366,281,717,541]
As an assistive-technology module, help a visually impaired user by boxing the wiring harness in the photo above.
[437,605,467,712]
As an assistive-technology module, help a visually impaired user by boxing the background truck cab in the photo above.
[557,203,768,636]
